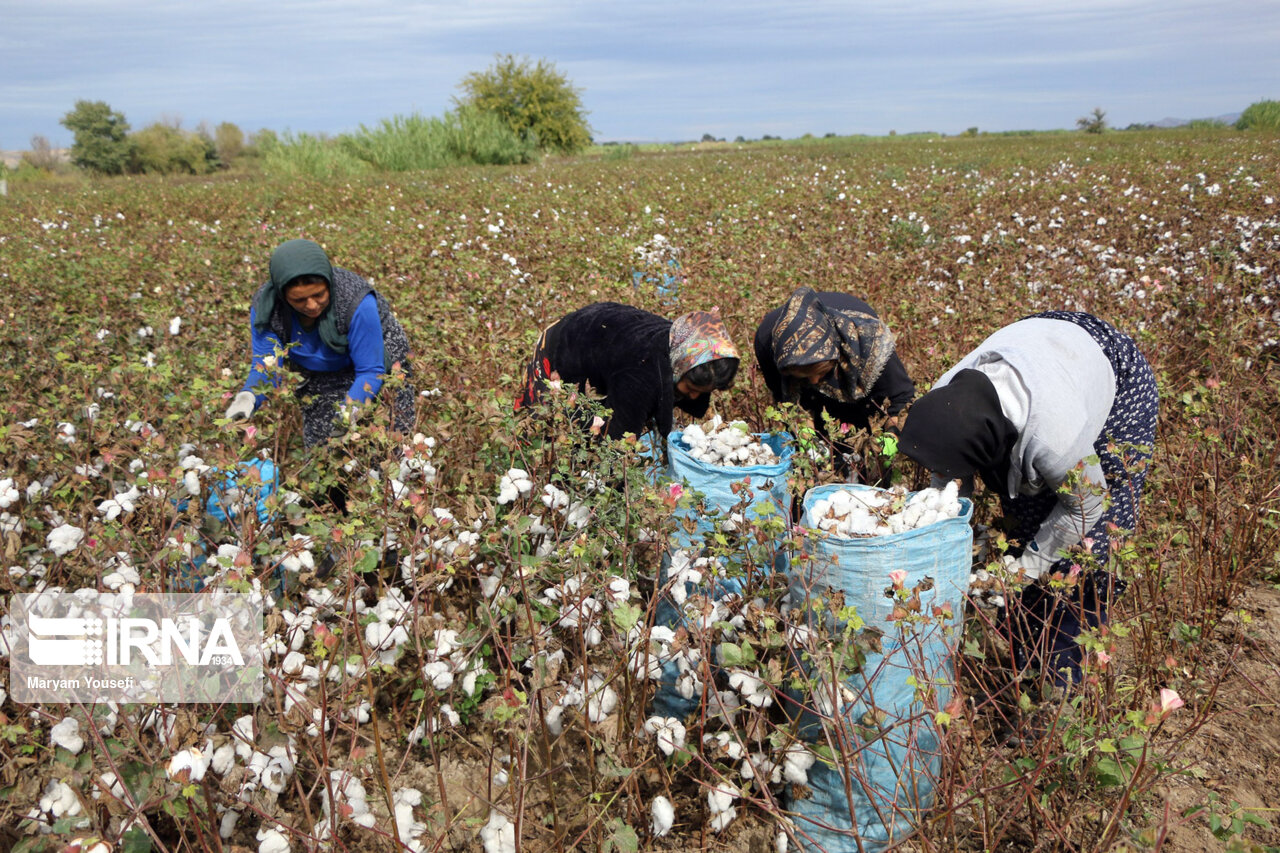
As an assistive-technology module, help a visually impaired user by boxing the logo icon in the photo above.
[28,615,105,666]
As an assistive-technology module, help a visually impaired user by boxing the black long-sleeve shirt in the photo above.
[754,292,915,435]
[532,302,708,439]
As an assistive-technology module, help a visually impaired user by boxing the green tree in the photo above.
[454,54,591,154]
[129,123,217,175]
[214,122,245,164]
[60,100,132,175]
[1076,107,1107,134]
[1236,99,1280,131]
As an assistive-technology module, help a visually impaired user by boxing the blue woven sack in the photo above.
[651,429,793,718]
[785,484,972,852]
[205,459,279,525]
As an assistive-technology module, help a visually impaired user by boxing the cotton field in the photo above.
[0,130,1276,852]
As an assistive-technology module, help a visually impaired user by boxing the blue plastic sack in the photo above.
[631,258,684,303]
[652,429,793,718]
[205,459,279,524]
[785,484,972,853]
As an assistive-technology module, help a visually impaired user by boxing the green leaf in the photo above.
[1094,756,1127,788]
[718,642,744,667]
[603,818,640,853]
[611,602,642,632]
[122,827,154,853]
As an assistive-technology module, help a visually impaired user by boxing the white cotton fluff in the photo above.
[680,416,779,467]
[97,486,141,521]
[38,779,82,818]
[46,524,85,556]
[496,469,534,505]
[168,747,211,783]
[810,481,962,539]
[256,827,290,853]
[0,478,18,509]
[782,744,816,784]
[480,810,516,853]
[643,716,687,756]
[651,796,675,837]
[169,316,182,335]
[50,717,84,754]
[707,784,739,833]
[728,669,773,707]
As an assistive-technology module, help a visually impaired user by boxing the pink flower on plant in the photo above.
[590,416,605,435]
[1068,563,1083,578]
[1158,688,1184,714]
[888,569,908,588]
[245,425,257,441]
[1095,650,1111,667]
[668,483,684,499]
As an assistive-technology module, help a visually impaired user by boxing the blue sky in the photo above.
[1,0,1276,150]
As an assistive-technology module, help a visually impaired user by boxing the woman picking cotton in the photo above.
[515,302,740,442]
[754,287,915,479]
[225,239,417,446]
[898,311,1158,686]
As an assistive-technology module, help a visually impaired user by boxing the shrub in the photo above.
[129,123,218,175]
[214,122,245,164]
[1236,99,1280,131]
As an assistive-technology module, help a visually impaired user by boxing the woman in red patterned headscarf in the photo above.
[516,302,740,440]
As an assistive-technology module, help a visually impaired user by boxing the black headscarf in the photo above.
[898,368,1018,489]
[771,287,894,404]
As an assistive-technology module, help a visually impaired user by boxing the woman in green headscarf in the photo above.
[226,239,416,446]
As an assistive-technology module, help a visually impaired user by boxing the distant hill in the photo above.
[1149,112,1241,128]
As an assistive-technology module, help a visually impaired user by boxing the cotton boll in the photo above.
[0,479,18,509]
[46,524,85,556]
[256,827,291,853]
[50,717,84,754]
[651,796,675,837]
[480,811,516,853]
[168,747,211,783]
[710,808,738,833]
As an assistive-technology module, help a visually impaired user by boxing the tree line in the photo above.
[20,54,593,178]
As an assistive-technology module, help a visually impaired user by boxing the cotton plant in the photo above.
[26,779,88,833]
[651,795,675,837]
[480,810,516,853]
[0,477,19,509]
[680,416,780,467]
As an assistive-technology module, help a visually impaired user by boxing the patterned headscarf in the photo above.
[771,286,895,404]
[669,308,740,380]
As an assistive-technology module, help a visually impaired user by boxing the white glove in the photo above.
[225,390,256,421]
[1009,542,1056,581]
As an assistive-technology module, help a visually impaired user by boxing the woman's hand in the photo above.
[225,391,256,421]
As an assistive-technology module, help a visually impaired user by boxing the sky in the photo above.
[1,0,1277,151]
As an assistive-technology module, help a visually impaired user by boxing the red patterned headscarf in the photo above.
[669,308,740,380]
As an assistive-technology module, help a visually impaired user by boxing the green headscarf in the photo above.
[252,239,349,354]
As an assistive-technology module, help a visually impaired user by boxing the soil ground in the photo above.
[1139,581,1280,851]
